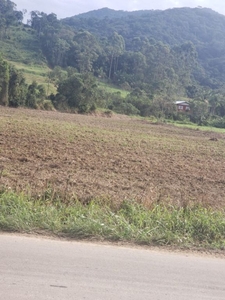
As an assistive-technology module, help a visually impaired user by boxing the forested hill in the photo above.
[1,1,225,123]
[64,7,225,46]
[67,7,151,19]
[63,7,225,85]
[70,7,132,19]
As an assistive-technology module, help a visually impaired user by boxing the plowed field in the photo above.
[1,107,225,208]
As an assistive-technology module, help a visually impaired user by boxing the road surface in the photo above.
[0,234,225,299]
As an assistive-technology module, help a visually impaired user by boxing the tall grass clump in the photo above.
[0,191,225,250]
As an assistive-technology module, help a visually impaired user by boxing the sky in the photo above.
[14,0,225,20]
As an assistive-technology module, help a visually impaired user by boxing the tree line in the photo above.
[27,8,225,96]
[1,1,225,127]
[1,53,225,128]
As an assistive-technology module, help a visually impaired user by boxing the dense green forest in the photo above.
[64,7,225,89]
[1,0,225,126]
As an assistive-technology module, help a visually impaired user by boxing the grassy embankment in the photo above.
[9,61,57,95]
[1,191,225,250]
[0,108,225,250]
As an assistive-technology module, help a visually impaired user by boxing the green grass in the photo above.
[9,61,50,76]
[166,120,225,133]
[7,62,129,98]
[0,25,56,95]
[98,81,129,98]
[1,25,43,64]
[173,122,225,133]
[8,61,57,95]
[1,191,225,250]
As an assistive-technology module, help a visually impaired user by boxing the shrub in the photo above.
[42,100,55,111]
[208,117,225,128]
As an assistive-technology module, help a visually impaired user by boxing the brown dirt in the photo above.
[1,106,225,208]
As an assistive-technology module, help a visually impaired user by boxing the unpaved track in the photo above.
[0,234,225,300]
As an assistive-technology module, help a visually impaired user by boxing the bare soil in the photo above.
[1,107,225,208]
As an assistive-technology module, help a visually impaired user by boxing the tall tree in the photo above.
[8,66,27,107]
[0,56,9,105]
[68,31,100,72]
[56,73,98,112]
[0,0,22,38]
[106,32,125,80]
[172,42,198,90]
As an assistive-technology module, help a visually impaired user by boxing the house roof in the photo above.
[175,101,189,105]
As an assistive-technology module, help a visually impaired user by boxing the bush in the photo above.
[208,117,225,128]
[41,100,55,111]
[114,102,140,115]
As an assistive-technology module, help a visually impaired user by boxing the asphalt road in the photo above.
[0,234,225,300]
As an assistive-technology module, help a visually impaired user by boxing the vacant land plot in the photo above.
[0,107,225,208]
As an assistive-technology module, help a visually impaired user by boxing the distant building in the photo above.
[175,101,190,112]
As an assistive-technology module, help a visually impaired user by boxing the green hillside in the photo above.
[1,1,225,124]
[1,25,43,64]
[63,7,225,86]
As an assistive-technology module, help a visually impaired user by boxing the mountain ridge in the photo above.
[62,6,225,86]
[64,6,224,20]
